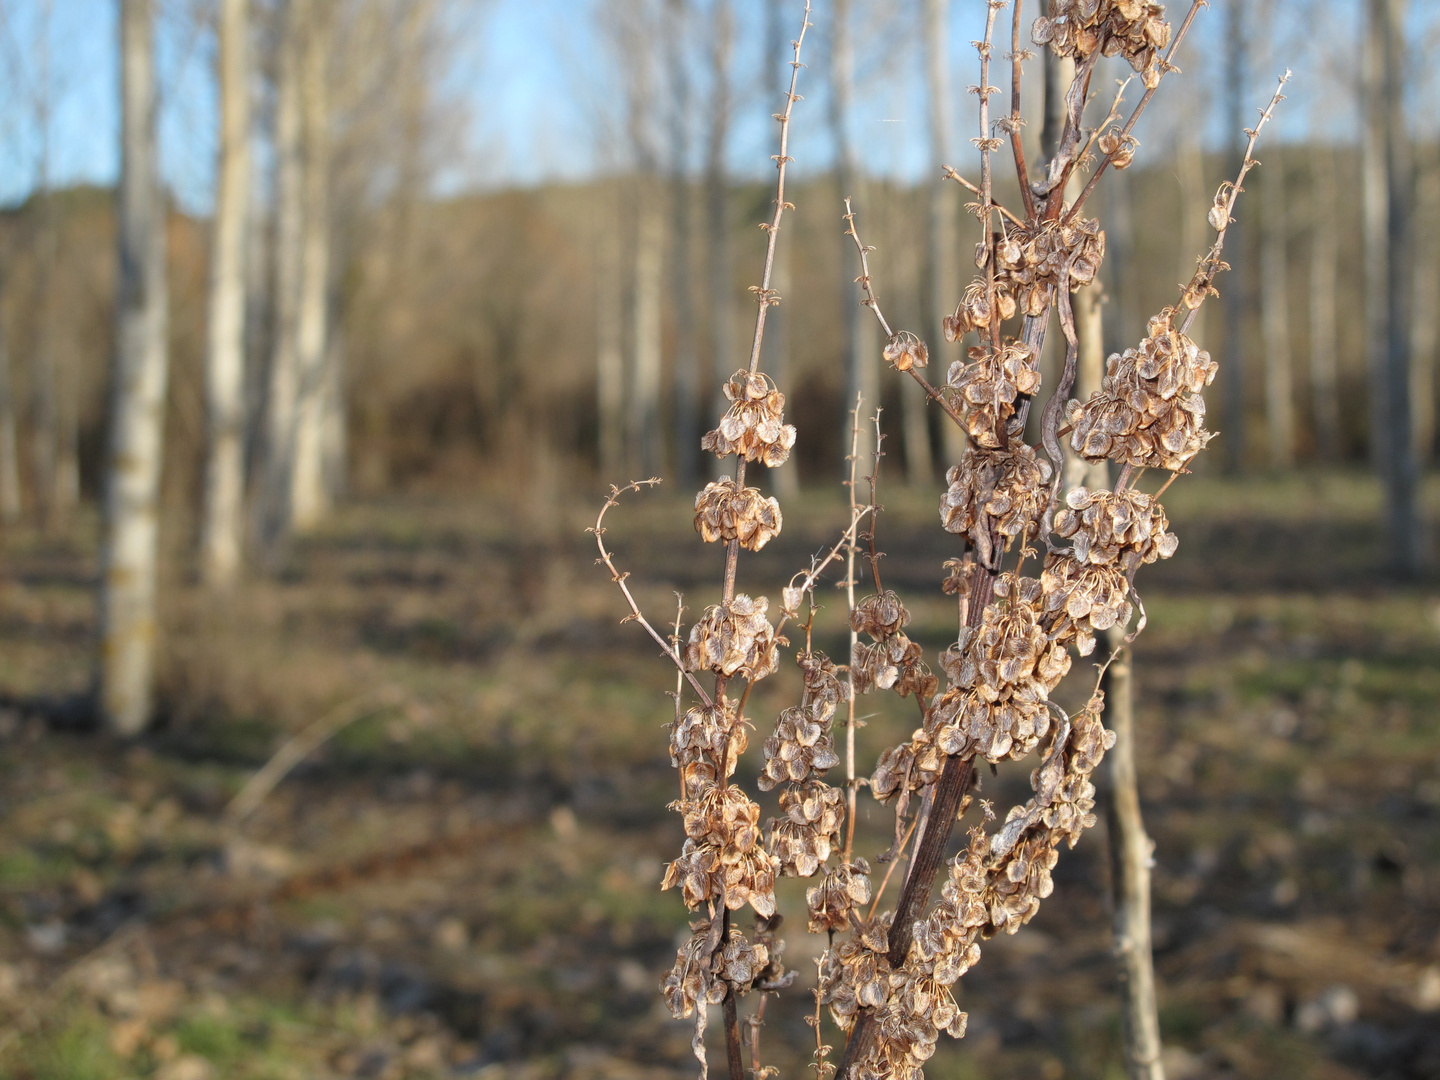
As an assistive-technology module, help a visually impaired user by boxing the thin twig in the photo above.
[745,0,812,376]
[868,813,920,919]
[591,479,715,708]
[1179,72,1290,335]
[224,690,397,825]
[843,199,969,431]
[843,394,862,862]
[1007,0,1038,219]
[943,167,1025,227]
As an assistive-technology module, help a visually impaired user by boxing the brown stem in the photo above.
[723,988,745,1080]
[1008,0,1037,219]
[746,0,813,375]
[836,569,994,1076]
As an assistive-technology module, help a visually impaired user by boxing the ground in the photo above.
[0,471,1436,1080]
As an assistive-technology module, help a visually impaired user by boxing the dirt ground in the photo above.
[0,470,1437,1080]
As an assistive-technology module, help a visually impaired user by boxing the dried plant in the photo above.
[593,3,1285,1078]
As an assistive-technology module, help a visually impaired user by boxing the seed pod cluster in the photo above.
[663,921,777,1022]
[769,779,846,877]
[694,477,783,551]
[882,333,930,371]
[990,217,1105,312]
[939,444,1054,571]
[701,370,798,467]
[850,592,935,698]
[819,915,893,1031]
[663,782,780,917]
[759,706,840,790]
[806,859,873,933]
[947,341,1040,449]
[1068,307,1218,471]
[1053,486,1179,573]
[1039,554,1131,656]
[943,280,1018,341]
[670,699,747,780]
[685,595,782,682]
[1032,0,1172,89]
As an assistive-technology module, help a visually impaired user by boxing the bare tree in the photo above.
[596,182,625,481]
[1364,0,1423,575]
[666,0,700,488]
[291,0,334,531]
[1220,0,1249,472]
[100,0,170,735]
[1260,145,1294,468]
[1308,138,1341,460]
[705,0,735,477]
[257,0,305,554]
[923,0,963,473]
[831,0,876,472]
[200,0,252,588]
[1410,137,1438,464]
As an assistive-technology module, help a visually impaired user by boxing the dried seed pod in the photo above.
[1068,307,1218,471]
[939,444,1054,570]
[1052,486,1178,573]
[663,783,780,917]
[819,914,894,1031]
[758,706,841,790]
[1033,0,1171,88]
[851,590,912,641]
[670,698,747,775]
[684,594,783,682]
[1039,553,1133,655]
[701,370,798,467]
[806,859,872,932]
[882,333,929,372]
[694,477,783,551]
[947,340,1041,449]
[768,780,845,877]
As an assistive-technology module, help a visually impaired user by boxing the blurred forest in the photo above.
[0,0,1437,1078]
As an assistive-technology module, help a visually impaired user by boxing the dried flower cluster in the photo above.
[695,477,783,551]
[701,370,798,467]
[947,341,1041,448]
[1068,307,1218,471]
[939,444,1054,570]
[594,3,1279,1076]
[684,595,782,681]
[851,592,936,699]
[1033,0,1172,87]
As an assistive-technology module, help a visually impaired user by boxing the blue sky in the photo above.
[0,0,1402,215]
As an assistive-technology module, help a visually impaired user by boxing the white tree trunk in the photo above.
[258,0,304,552]
[101,0,170,736]
[704,0,734,481]
[200,0,251,588]
[0,273,20,524]
[832,0,876,472]
[291,2,332,531]
[1410,144,1437,464]
[1308,142,1340,460]
[596,184,625,480]
[1365,0,1423,575]
[924,0,962,475]
[1261,146,1294,468]
[630,189,664,477]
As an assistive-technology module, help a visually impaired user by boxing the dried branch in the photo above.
[842,199,968,430]
[591,480,715,708]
